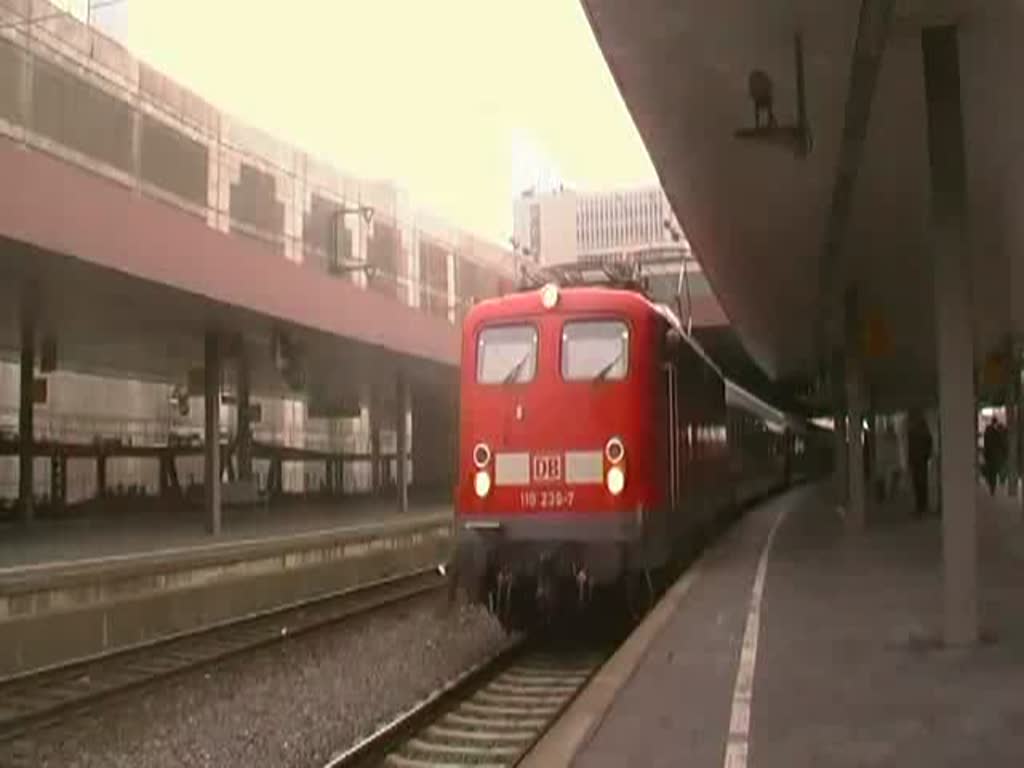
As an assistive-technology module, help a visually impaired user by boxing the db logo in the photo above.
[532,454,562,484]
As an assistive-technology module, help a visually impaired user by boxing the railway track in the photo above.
[327,641,608,768]
[0,567,444,757]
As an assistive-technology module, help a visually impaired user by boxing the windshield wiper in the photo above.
[592,351,624,382]
[502,353,531,384]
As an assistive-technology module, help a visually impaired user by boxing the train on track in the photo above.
[453,273,830,631]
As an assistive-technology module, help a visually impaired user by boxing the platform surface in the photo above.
[570,482,1024,768]
[0,497,450,572]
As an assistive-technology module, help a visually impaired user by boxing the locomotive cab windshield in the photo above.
[562,320,629,381]
[477,325,538,384]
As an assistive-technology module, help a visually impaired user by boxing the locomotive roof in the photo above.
[468,284,656,318]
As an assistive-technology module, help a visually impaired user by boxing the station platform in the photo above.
[0,498,452,678]
[0,497,449,569]
[531,482,1024,767]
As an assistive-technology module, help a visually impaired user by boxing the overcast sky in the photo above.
[118,0,657,243]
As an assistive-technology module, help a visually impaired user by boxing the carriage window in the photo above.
[561,320,629,381]
[477,325,538,384]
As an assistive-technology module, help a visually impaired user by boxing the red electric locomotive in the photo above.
[453,279,818,630]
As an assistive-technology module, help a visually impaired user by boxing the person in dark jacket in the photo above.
[907,411,933,517]
[982,418,1008,495]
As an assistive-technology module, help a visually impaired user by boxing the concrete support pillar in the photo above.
[846,353,867,532]
[16,16,33,128]
[923,24,978,646]
[1009,402,1020,498]
[18,300,35,522]
[867,408,879,495]
[236,344,253,482]
[1008,343,1021,500]
[159,451,170,497]
[269,456,283,498]
[832,411,848,504]
[395,372,409,513]
[831,350,848,510]
[369,393,381,495]
[96,454,107,499]
[411,384,458,503]
[844,288,866,531]
[204,331,222,535]
[50,451,66,513]
[130,102,142,188]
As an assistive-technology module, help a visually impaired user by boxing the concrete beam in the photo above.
[817,0,896,355]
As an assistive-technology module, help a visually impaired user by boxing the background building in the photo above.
[0,1,513,507]
[512,184,682,264]
[512,184,719,321]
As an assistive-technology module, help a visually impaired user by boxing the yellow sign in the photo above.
[982,352,1008,390]
[862,310,891,359]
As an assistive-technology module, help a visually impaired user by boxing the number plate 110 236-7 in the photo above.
[520,489,575,510]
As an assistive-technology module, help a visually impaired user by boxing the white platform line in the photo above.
[722,505,789,768]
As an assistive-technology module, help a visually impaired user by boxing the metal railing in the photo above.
[0,406,394,455]
[0,407,170,446]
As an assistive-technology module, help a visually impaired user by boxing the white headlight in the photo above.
[473,470,492,498]
[540,283,559,309]
[606,465,625,496]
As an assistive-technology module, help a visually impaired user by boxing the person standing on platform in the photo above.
[996,419,1009,490]
[878,422,901,500]
[783,430,793,487]
[982,417,1008,496]
[863,422,874,486]
[907,410,933,517]
[983,419,999,495]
